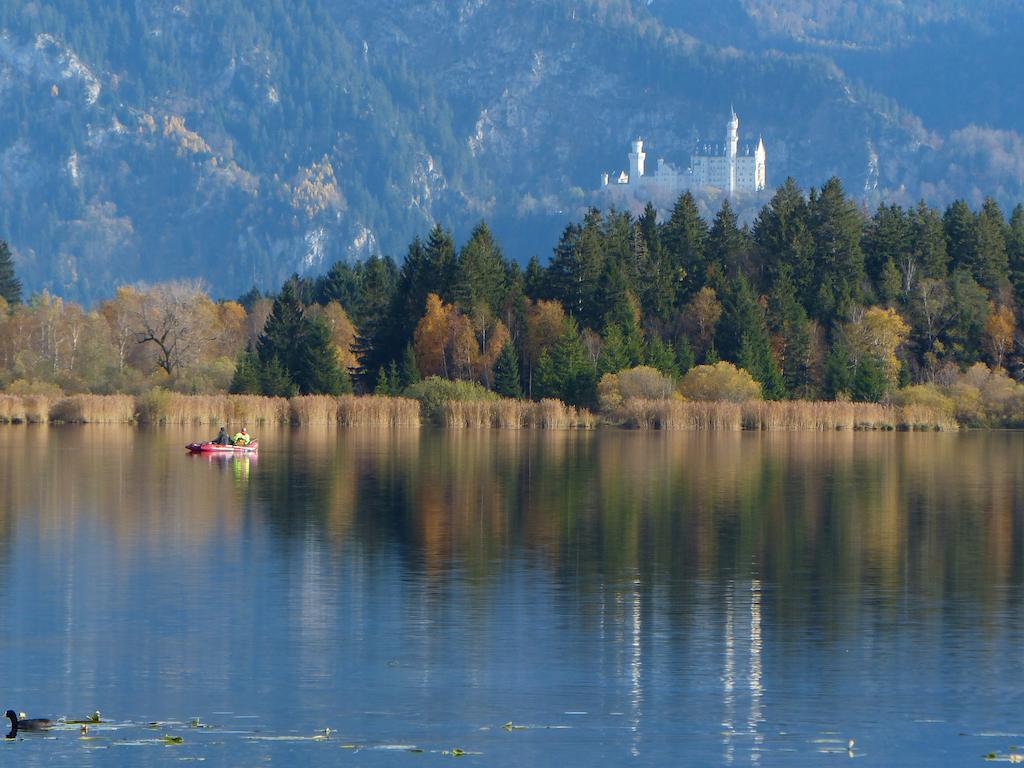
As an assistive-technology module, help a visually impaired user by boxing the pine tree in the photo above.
[707,198,749,278]
[536,318,596,408]
[0,240,22,305]
[662,191,708,302]
[387,360,401,394]
[455,220,507,314]
[718,275,785,399]
[944,200,978,274]
[808,177,866,321]
[974,197,1009,293]
[425,224,458,302]
[257,280,306,375]
[753,177,813,296]
[863,204,911,289]
[852,354,888,402]
[229,348,262,394]
[824,341,852,400]
[399,343,421,389]
[675,336,695,375]
[548,210,605,327]
[644,335,677,377]
[260,356,298,398]
[1008,204,1024,309]
[768,268,815,398]
[598,323,630,376]
[910,200,950,280]
[374,366,393,396]
[492,341,523,398]
[296,316,350,395]
[524,255,546,300]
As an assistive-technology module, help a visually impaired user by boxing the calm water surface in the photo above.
[0,426,1022,766]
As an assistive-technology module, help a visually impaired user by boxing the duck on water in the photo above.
[6,709,54,736]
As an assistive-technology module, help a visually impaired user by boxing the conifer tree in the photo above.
[808,177,866,321]
[753,177,813,296]
[492,341,523,398]
[706,198,748,278]
[425,224,458,302]
[524,255,546,300]
[824,341,852,400]
[374,366,393,396]
[548,210,605,327]
[536,318,597,408]
[399,343,421,390]
[644,335,677,377]
[388,361,401,394]
[718,275,785,399]
[456,221,507,315]
[863,204,911,289]
[598,323,630,376]
[675,337,695,375]
[662,191,708,302]
[852,354,888,402]
[0,240,22,306]
[258,280,306,375]
[1008,204,1024,309]
[296,316,350,395]
[910,200,950,281]
[768,268,815,398]
[943,199,978,274]
[974,197,1009,293]
[229,348,262,395]
[261,356,298,398]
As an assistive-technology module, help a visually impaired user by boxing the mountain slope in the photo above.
[0,0,1021,302]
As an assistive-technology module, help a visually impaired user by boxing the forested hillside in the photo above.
[4,179,1024,428]
[0,0,1022,302]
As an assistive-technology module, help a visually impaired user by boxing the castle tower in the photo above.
[754,136,766,191]
[628,138,646,185]
[726,109,739,196]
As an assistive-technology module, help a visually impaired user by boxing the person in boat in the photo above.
[232,427,251,446]
[212,426,231,445]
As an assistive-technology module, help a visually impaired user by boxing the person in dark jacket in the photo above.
[212,426,230,445]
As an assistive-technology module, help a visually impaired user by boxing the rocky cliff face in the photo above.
[0,0,1020,302]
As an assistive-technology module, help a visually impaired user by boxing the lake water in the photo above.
[0,425,1022,765]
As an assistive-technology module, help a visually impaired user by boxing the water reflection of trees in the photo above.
[2,427,1022,600]
[334,430,1024,605]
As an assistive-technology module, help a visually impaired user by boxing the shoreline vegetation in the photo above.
[0,391,956,431]
[4,181,1024,435]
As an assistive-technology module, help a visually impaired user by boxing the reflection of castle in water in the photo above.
[601,110,766,198]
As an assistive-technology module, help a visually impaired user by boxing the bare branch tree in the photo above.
[128,281,216,375]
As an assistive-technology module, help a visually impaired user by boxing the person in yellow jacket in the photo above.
[232,427,251,446]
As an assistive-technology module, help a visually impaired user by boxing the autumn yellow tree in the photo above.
[985,302,1015,369]
[413,293,453,378]
[679,286,722,357]
[307,301,358,370]
[841,306,910,387]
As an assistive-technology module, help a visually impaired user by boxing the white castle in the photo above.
[601,110,766,197]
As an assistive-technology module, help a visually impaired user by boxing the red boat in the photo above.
[186,440,259,455]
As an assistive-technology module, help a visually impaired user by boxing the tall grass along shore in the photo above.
[0,392,957,431]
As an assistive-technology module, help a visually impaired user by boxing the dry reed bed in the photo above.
[0,394,50,423]
[139,393,289,425]
[441,398,596,429]
[337,396,420,427]
[740,400,956,431]
[618,399,743,430]
[50,395,136,423]
[0,393,957,431]
[617,398,957,431]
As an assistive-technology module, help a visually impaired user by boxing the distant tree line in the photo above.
[2,178,1024,413]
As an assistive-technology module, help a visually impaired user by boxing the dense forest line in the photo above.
[2,177,1024,424]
